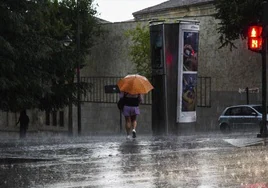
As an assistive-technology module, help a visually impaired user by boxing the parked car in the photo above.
[218,104,268,131]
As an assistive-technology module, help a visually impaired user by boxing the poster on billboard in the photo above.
[182,73,197,112]
[177,24,199,123]
[183,32,199,72]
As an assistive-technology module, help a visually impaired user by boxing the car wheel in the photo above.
[220,123,229,132]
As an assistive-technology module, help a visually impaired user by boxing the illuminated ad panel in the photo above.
[177,24,199,123]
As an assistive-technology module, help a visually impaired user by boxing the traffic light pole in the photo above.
[261,34,267,137]
[259,1,268,137]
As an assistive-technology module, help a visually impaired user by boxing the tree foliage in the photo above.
[125,24,151,79]
[0,0,100,112]
[214,0,264,49]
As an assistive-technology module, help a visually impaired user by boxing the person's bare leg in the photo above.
[131,115,137,130]
[125,116,131,137]
[131,115,137,138]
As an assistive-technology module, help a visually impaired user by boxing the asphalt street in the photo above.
[0,130,268,188]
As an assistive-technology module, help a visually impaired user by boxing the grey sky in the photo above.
[93,0,167,22]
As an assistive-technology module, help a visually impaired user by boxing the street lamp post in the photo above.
[77,0,81,136]
[62,35,74,136]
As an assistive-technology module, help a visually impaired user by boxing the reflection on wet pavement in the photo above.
[0,132,267,188]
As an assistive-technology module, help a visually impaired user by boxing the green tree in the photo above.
[214,0,264,49]
[0,0,49,111]
[0,0,100,112]
[38,0,100,111]
[125,24,151,79]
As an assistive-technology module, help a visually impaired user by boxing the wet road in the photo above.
[0,131,268,188]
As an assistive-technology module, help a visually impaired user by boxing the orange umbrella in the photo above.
[117,74,154,95]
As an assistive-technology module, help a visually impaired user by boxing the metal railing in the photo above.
[81,76,211,107]
[80,76,152,105]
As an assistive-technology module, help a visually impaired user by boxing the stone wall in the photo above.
[75,103,152,135]
[198,16,262,92]
[82,20,149,77]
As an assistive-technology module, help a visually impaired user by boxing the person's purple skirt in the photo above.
[122,105,140,117]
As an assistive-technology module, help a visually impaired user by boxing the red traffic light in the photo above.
[249,26,262,37]
[248,26,262,52]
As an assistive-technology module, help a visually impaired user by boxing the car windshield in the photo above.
[252,105,268,113]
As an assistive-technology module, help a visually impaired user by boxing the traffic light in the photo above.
[248,26,263,52]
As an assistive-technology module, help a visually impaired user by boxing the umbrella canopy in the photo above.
[117,74,154,95]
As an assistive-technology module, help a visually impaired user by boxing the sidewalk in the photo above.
[224,138,266,147]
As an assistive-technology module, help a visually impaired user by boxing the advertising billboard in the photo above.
[177,24,199,123]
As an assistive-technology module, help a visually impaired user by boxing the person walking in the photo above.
[117,74,153,139]
[120,92,142,139]
[16,110,30,138]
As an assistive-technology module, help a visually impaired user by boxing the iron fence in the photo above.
[81,76,211,107]
[80,76,152,105]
